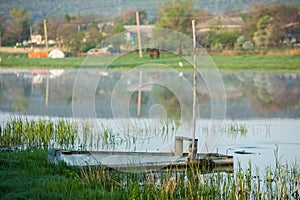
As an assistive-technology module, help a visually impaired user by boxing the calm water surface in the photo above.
[0,69,299,170]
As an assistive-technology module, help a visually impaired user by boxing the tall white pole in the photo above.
[136,10,143,117]
[191,20,197,160]
[43,19,48,50]
[136,10,143,58]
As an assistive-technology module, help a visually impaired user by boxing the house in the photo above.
[124,25,154,42]
[197,16,244,32]
[30,34,43,45]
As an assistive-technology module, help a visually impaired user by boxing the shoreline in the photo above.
[0,50,299,71]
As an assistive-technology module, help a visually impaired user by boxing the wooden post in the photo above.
[191,20,197,160]
[29,27,33,50]
[135,10,143,58]
[174,137,183,156]
[44,19,48,50]
[136,10,143,117]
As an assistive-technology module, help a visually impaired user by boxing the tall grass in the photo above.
[0,117,299,199]
[77,160,300,199]
[0,117,176,151]
[0,117,78,150]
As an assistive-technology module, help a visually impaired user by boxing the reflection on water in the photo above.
[0,69,299,118]
[0,69,299,169]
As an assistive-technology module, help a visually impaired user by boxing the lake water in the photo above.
[0,68,299,171]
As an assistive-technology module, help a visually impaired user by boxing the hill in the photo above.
[0,0,299,23]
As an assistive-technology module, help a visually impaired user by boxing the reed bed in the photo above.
[0,118,299,199]
[0,117,176,151]
[2,149,297,199]
[77,161,300,200]
[0,117,78,150]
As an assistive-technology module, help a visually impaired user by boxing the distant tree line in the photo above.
[0,0,299,56]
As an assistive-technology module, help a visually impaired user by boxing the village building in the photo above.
[197,16,244,32]
[124,25,154,42]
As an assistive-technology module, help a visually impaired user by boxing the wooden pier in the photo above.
[48,137,233,173]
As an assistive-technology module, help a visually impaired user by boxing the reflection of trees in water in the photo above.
[11,96,31,111]
[3,77,31,111]
[153,86,181,120]
[1,70,299,117]
[247,73,300,113]
[0,71,76,113]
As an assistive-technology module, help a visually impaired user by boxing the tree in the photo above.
[2,8,32,46]
[114,10,148,25]
[156,0,204,55]
[80,25,103,52]
[269,4,300,45]
[252,15,274,47]
[156,0,202,35]
[57,23,83,56]
[0,21,4,46]
[212,30,241,49]
[243,4,300,47]
[111,23,125,35]
[36,16,65,41]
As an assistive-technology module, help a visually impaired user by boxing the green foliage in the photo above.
[0,118,78,150]
[0,150,299,199]
[211,30,242,49]
[243,4,300,47]
[156,0,201,35]
[2,8,32,46]
[111,23,125,36]
[253,15,274,47]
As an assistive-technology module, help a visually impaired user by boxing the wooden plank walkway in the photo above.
[48,149,233,173]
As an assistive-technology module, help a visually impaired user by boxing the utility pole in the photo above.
[43,19,48,50]
[191,19,197,161]
[29,26,33,50]
[136,10,143,117]
[135,10,143,58]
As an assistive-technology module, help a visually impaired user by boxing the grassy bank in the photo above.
[0,150,299,199]
[0,118,299,199]
[0,51,299,70]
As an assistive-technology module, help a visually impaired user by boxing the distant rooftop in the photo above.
[197,16,244,32]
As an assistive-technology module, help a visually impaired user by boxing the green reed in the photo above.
[0,117,178,151]
[1,149,299,199]
[227,123,248,137]
[0,117,78,150]
[77,159,299,200]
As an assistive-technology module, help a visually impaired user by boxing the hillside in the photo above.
[0,0,299,23]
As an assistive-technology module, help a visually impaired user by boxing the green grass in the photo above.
[0,52,84,68]
[1,51,300,71]
[0,118,300,199]
[212,54,300,71]
[0,150,299,200]
[0,150,119,200]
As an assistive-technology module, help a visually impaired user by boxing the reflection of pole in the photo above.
[45,69,49,107]
[31,72,33,93]
[137,71,142,117]
[44,19,48,50]
[136,10,143,117]
[191,20,197,160]
[136,10,143,58]
[0,74,3,88]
